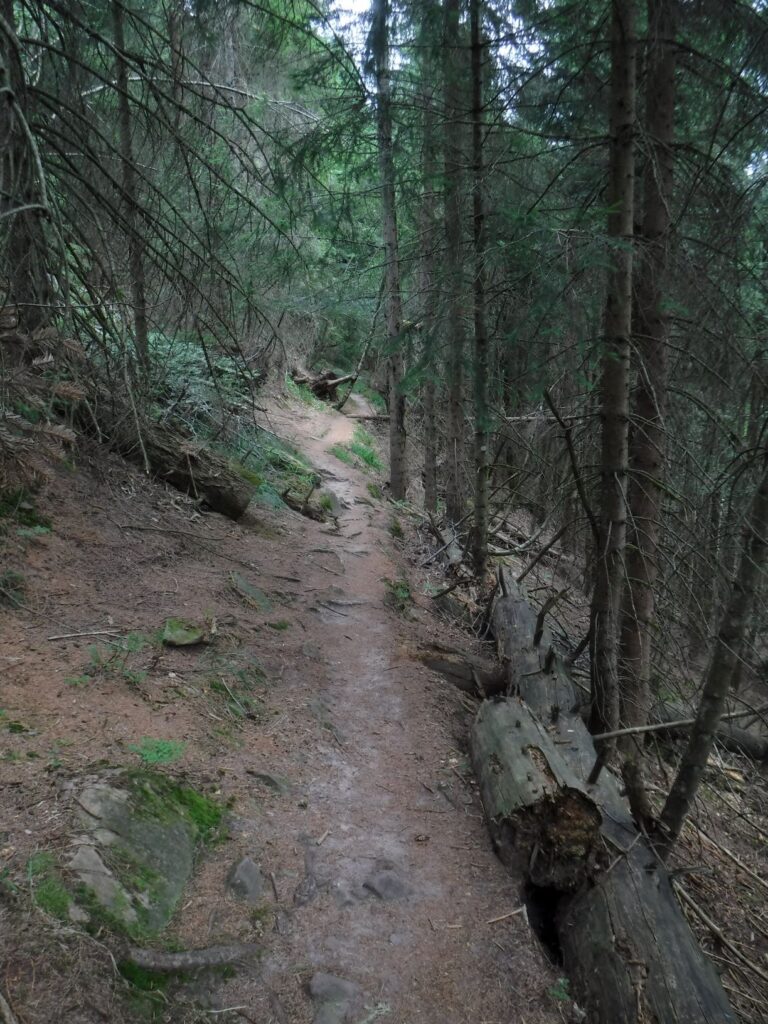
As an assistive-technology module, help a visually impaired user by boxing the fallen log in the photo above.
[470,568,735,1024]
[417,644,506,696]
[138,427,253,520]
[651,701,768,761]
[291,368,353,402]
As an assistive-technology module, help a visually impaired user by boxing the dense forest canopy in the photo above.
[1,0,768,867]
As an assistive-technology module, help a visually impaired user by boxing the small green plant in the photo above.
[548,977,570,1003]
[268,619,291,631]
[367,482,383,500]
[383,577,413,614]
[16,524,51,539]
[128,738,187,765]
[389,516,404,540]
[319,493,334,512]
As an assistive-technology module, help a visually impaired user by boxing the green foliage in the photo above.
[389,516,404,539]
[330,426,382,473]
[383,577,412,614]
[547,977,570,1003]
[128,738,187,765]
[367,482,383,500]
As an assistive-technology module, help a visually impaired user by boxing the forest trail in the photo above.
[0,396,558,1023]
[228,398,558,1023]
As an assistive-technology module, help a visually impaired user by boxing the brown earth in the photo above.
[0,396,565,1023]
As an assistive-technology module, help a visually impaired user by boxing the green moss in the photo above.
[27,853,71,920]
[230,460,263,486]
[129,738,187,765]
[119,960,169,993]
[126,772,223,842]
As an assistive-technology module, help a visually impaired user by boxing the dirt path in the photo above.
[0,397,559,1024]
[219,401,558,1023]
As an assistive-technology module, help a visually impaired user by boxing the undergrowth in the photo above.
[330,425,382,473]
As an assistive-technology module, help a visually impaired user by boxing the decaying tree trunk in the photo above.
[126,422,253,519]
[470,568,734,1024]
[291,368,355,402]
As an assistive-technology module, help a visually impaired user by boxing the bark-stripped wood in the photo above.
[470,568,735,1024]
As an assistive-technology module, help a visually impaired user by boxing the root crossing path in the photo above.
[221,400,558,1024]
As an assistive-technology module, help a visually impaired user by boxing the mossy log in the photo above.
[469,568,735,1024]
[138,426,253,520]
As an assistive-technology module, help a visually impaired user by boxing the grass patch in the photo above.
[129,738,186,765]
[329,426,382,474]
[367,482,383,500]
[389,516,404,540]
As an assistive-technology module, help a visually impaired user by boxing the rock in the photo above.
[68,773,216,936]
[362,860,410,901]
[162,617,207,646]
[248,770,291,795]
[68,842,138,927]
[308,973,362,1024]
[227,856,264,903]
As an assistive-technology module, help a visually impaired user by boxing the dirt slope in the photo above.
[0,396,562,1023]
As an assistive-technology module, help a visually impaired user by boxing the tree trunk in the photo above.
[420,88,439,513]
[471,570,735,1024]
[470,0,489,575]
[0,0,50,332]
[113,1,150,373]
[371,0,407,500]
[618,0,676,815]
[659,449,768,856]
[589,0,637,737]
[442,0,466,524]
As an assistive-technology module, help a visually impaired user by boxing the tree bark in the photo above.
[618,0,676,816]
[0,0,50,332]
[589,0,637,738]
[371,0,407,500]
[659,450,768,856]
[420,87,439,514]
[442,0,466,524]
[470,0,489,575]
[113,1,150,373]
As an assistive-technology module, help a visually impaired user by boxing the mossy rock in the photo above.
[68,772,222,938]
[162,618,207,647]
